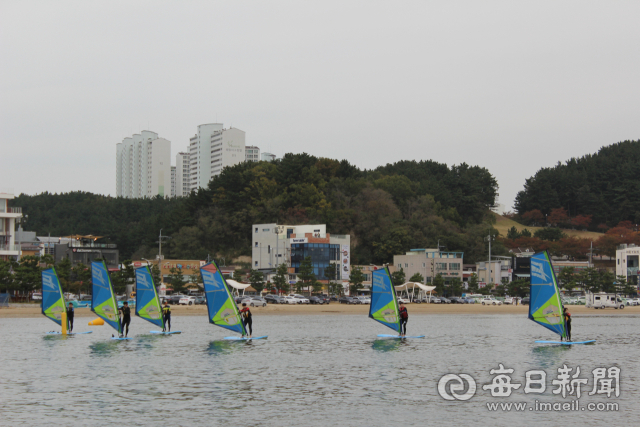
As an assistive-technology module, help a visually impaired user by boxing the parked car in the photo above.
[283,296,301,304]
[423,296,440,303]
[308,296,325,304]
[242,296,267,307]
[179,296,196,305]
[521,297,530,305]
[194,296,206,305]
[264,294,285,304]
[234,295,247,304]
[339,296,359,304]
[397,297,411,304]
[167,294,184,304]
[504,297,514,305]
[439,297,451,304]
[329,295,339,301]
[356,296,371,304]
[481,298,502,306]
[317,295,331,304]
[31,292,42,301]
[448,297,463,304]
[290,294,310,304]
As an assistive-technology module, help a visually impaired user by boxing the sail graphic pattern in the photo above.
[369,267,401,333]
[41,268,66,326]
[528,251,566,338]
[200,262,246,335]
[135,266,164,328]
[91,261,121,333]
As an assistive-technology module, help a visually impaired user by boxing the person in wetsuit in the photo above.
[563,307,572,341]
[239,303,252,337]
[162,300,171,332]
[398,302,408,337]
[66,302,74,333]
[119,301,131,337]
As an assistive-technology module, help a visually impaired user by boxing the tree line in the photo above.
[514,139,640,228]
[14,153,500,266]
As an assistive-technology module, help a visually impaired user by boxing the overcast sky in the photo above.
[2,1,639,210]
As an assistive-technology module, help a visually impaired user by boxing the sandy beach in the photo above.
[1,302,639,318]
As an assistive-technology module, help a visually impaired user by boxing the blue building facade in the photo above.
[290,243,341,280]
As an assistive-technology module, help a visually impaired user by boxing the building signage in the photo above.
[72,249,101,253]
[161,261,203,270]
[291,238,308,244]
[341,245,350,280]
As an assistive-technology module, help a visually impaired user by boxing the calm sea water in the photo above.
[1,313,639,426]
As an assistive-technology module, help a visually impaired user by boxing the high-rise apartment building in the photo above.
[116,131,172,198]
[175,152,190,197]
[245,146,260,162]
[261,152,277,162]
[0,191,22,261]
[188,124,247,191]
[170,166,176,197]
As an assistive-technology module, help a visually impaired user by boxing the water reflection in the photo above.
[89,341,124,356]
[206,340,237,356]
[371,339,404,352]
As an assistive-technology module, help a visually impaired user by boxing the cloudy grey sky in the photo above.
[2,1,639,210]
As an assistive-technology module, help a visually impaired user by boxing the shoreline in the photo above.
[1,303,639,318]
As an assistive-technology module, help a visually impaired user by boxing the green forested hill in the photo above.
[514,140,640,226]
[15,154,500,264]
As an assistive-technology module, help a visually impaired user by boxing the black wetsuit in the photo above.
[119,305,131,337]
[240,307,252,336]
[66,306,74,332]
[399,306,408,336]
[564,312,572,341]
[162,304,171,332]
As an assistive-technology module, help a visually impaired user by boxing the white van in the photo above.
[586,293,624,310]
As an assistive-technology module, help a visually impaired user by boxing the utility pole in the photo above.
[156,229,171,261]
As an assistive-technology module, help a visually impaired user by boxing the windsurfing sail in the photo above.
[200,262,246,335]
[41,267,66,326]
[528,251,566,338]
[135,266,164,328]
[91,260,121,334]
[369,267,401,334]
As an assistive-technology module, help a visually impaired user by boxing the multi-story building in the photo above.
[0,191,22,261]
[54,235,119,270]
[170,166,176,197]
[616,244,640,285]
[188,123,223,191]
[393,249,464,285]
[475,258,513,286]
[261,152,277,162]
[188,124,248,190]
[245,146,260,162]
[116,131,172,198]
[251,223,351,283]
[175,152,190,197]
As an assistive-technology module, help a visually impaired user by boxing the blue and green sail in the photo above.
[91,260,121,334]
[369,266,401,334]
[135,266,164,328]
[528,251,566,338]
[200,262,246,335]
[41,267,67,327]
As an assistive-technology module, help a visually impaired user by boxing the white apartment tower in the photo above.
[116,131,172,198]
[245,146,260,162]
[0,191,22,261]
[170,166,176,197]
[188,124,247,191]
[175,152,190,197]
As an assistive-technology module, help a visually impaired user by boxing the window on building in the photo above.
[450,263,461,270]
[436,263,447,270]
[398,264,402,269]
[254,261,258,266]
[255,242,258,247]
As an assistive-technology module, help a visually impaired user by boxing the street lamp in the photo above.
[485,234,496,287]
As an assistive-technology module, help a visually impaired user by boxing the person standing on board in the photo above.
[398,301,408,337]
[239,303,252,338]
[118,301,132,338]
[66,302,75,333]
[563,307,572,341]
[162,300,171,332]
